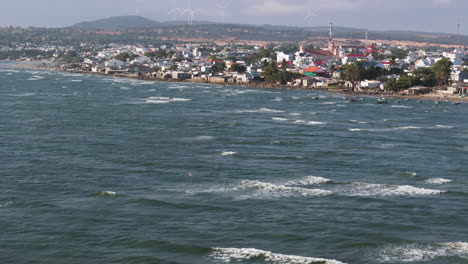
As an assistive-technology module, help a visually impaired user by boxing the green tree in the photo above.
[212,62,226,73]
[169,64,178,71]
[115,52,130,61]
[432,58,452,87]
[341,62,364,86]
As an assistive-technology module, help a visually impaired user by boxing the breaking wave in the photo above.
[334,182,444,197]
[424,178,453,184]
[221,151,237,156]
[144,96,191,104]
[210,247,347,264]
[378,242,468,262]
[236,108,285,113]
[238,180,332,198]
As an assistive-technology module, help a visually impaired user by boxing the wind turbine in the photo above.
[216,0,231,24]
[176,0,199,25]
[168,0,179,21]
[304,8,318,27]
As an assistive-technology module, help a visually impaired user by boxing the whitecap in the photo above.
[271,97,283,102]
[391,126,422,130]
[285,176,331,186]
[434,125,454,129]
[349,128,364,132]
[239,180,332,199]
[293,120,326,125]
[335,182,443,197]
[221,151,237,156]
[391,105,413,108]
[424,178,453,184]
[320,102,336,105]
[100,191,117,196]
[211,247,347,264]
[236,108,285,113]
[378,242,468,263]
[289,113,301,116]
[70,79,82,82]
[193,136,215,141]
[144,97,191,104]
[403,171,417,177]
[272,117,289,122]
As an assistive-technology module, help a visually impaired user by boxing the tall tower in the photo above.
[457,16,461,49]
[328,20,336,55]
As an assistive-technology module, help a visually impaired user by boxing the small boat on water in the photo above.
[312,95,319,100]
[349,97,358,102]
[377,98,388,104]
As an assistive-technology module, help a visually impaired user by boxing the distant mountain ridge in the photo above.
[71,16,160,29]
[66,16,467,46]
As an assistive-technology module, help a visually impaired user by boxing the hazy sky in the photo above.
[1,0,466,34]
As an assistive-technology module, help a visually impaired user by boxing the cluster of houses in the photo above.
[4,36,467,94]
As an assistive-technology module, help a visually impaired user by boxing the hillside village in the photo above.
[2,24,468,96]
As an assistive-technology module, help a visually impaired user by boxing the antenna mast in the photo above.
[457,16,461,49]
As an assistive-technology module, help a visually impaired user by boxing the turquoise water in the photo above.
[1,64,467,264]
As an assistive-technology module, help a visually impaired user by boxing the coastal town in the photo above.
[2,23,468,99]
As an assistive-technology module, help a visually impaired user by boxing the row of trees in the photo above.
[340,58,453,91]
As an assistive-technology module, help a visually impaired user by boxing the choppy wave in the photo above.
[144,97,192,104]
[334,182,443,197]
[378,242,468,262]
[349,128,364,132]
[434,125,454,129]
[391,105,413,108]
[272,117,289,122]
[99,191,118,196]
[238,180,332,198]
[236,108,285,113]
[293,120,327,125]
[211,247,347,264]
[424,178,453,184]
[193,136,215,141]
[271,97,283,102]
[221,151,237,156]
[284,176,331,186]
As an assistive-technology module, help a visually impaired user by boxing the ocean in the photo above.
[1,63,467,264]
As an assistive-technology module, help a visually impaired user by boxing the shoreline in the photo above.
[2,60,467,103]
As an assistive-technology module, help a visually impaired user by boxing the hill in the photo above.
[71,16,160,29]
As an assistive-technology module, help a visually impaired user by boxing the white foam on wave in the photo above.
[239,180,332,198]
[70,79,82,82]
[100,191,117,196]
[272,117,289,122]
[391,126,422,130]
[294,120,327,125]
[271,97,283,102]
[221,151,237,156]
[144,96,191,104]
[236,108,285,113]
[391,105,413,108]
[434,125,454,129]
[211,247,347,264]
[194,136,215,141]
[378,242,468,263]
[335,182,443,197]
[403,171,417,177]
[320,102,336,105]
[289,113,302,116]
[284,176,331,186]
[424,178,453,184]
[349,128,364,132]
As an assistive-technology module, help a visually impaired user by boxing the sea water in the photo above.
[1,63,467,263]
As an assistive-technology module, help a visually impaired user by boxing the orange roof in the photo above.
[304,66,326,73]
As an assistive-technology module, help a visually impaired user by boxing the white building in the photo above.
[276,52,294,63]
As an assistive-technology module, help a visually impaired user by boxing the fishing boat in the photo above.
[377,98,388,104]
